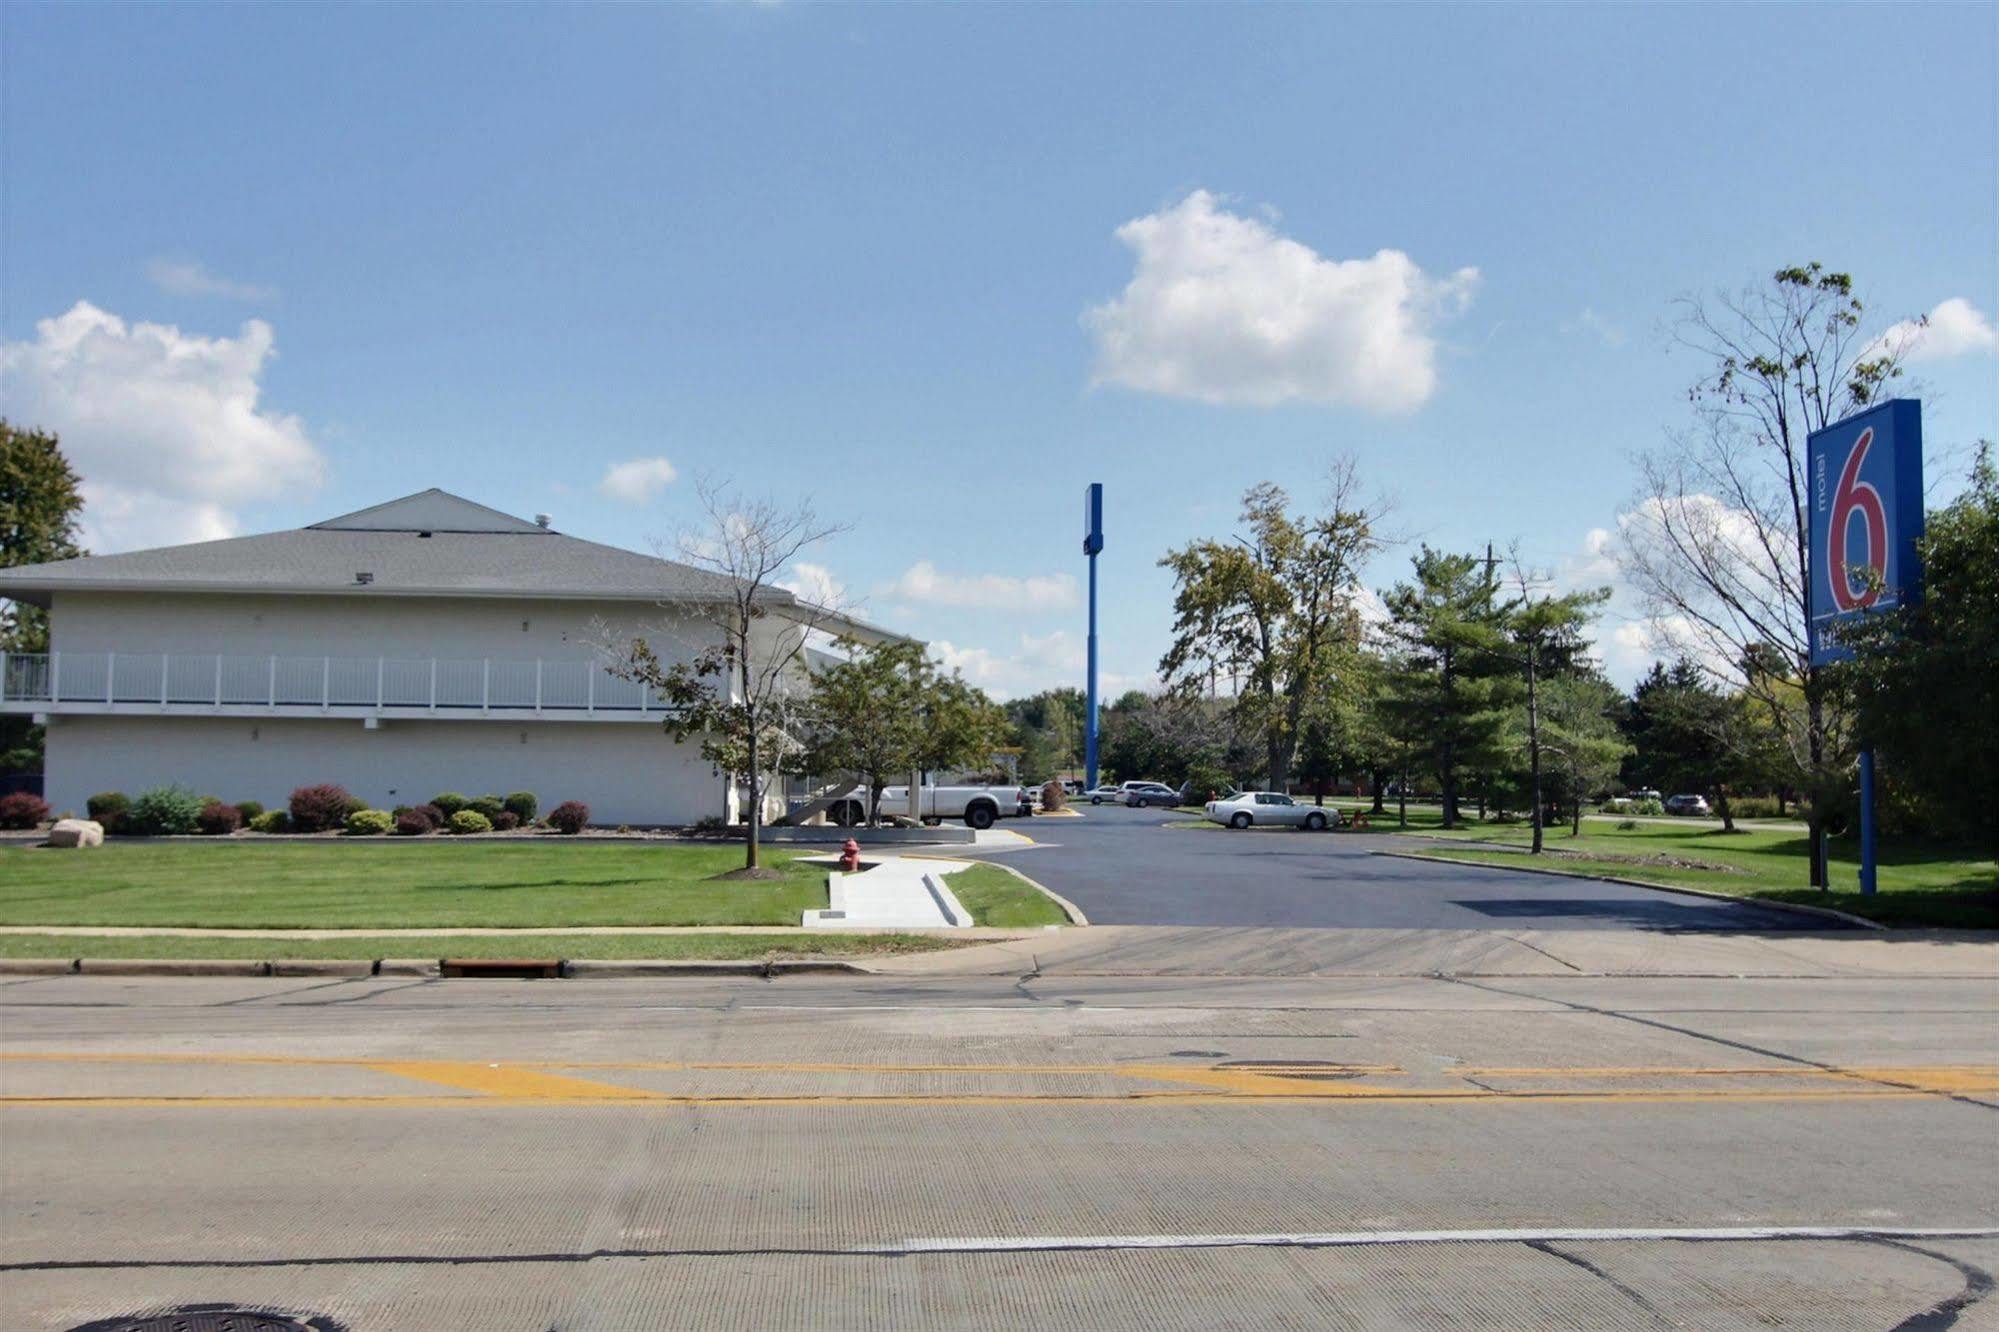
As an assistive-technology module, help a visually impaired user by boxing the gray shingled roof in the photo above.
[0,489,771,607]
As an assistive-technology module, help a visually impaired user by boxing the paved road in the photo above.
[3,958,1994,1330]
[991,805,1826,930]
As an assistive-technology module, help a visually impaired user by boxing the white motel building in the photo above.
[0,489,897,826]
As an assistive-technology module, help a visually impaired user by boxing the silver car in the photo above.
[1204,791,1330,830]
[1122,782,1179,808]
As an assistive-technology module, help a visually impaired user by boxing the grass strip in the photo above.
[942,863,1070,928]
[0,932,970,961]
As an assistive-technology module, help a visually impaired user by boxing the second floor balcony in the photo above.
[0,651,685,721]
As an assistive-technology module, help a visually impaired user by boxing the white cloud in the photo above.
[932,629,1148,701]
[0,301,323,551]
[598,456,679,504]
[879,560,1079,611]
[1083,189,1478,411]
[776,561,845,607]
[1566,307,1626,346]
[1866,297,1998,364]
[145,258,276,303]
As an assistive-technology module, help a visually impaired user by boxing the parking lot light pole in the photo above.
[1083,482,1103,791]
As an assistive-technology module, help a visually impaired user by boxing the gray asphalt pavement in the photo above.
[991,805,1826,930]
[4,953,1995,1330]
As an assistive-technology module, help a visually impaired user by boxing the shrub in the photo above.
[87,791,129,832]
[234,800,265,823]
[1616,818,1639,831]
[448,809,492,835]
[492,810,521,832]
[1040,780,1067,811]
[547,800,590,835]
[342,794,371,819]
[127,784,204,836]
[1730,795,1785,819]
[0,792,50,829]
[468,794,505,821]
[416,803,445,829]
[345,808,394,836]
[503,791,538,823]
[1630,798,1665,817]
[394,810,433,837]
[431,792,469,817]
[249,809,292,834]
[287,784,354,833]
[196,800,243,836]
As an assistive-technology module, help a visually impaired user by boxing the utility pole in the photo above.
[1083,483,1104,790]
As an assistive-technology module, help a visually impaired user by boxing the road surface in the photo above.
[4,942,1994,1330]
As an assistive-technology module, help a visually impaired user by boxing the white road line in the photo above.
[856,1224,1999,1254]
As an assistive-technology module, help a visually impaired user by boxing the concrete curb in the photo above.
[0,955,878,978]
[1373,849,1890,931]
[906,853,1089,926]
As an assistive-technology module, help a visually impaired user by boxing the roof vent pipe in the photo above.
[534,513,552,529]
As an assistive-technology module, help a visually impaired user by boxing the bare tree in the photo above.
[1619,264,1910,886]
[607,478,851,876]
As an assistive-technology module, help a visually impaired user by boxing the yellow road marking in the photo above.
[3,1052,1993,1109]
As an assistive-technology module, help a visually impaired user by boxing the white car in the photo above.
[1122,782,1179,808]
[1205,791,1330,830]
[1084,784,1124,804]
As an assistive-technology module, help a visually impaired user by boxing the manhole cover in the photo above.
[68,1306,344,1332]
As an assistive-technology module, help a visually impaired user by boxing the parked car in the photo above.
[1631,788,1664,803]
[869,782,1026,830]
[1084,784,1124,804]
[1664,793,1711,817]
[1204,791,1330,830]
[1122,782,1179,808]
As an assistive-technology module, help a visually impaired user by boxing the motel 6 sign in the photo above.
[1807,398,1924,666]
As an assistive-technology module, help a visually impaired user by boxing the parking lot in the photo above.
[979,804,1830,931]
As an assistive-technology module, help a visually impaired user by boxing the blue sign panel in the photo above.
[1807,398,1923,665]
[1083,482,1104,556]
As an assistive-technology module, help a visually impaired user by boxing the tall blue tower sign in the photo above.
[1083,482,1103,790]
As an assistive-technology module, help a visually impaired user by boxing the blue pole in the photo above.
[1085,551,1099,790]
[1858,746,1877,895]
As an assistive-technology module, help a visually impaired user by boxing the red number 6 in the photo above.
[1829,427,1888,611]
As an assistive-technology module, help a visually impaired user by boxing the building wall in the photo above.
[49,591,714,666]
[42,714,724,827]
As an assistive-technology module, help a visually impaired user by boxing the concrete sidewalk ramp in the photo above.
[803,859,974,930]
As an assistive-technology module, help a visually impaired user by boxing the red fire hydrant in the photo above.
[839,837,861,873]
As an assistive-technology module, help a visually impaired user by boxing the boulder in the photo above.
[47,819,104,849]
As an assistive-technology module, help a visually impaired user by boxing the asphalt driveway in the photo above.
[983,805,1837,930]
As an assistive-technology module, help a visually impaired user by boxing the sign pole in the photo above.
[1858,747,1878,895]
[1083,483,1103,791]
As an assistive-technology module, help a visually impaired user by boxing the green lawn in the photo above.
[0,932,967,961]
[1401,822,1997,928]
[941,863,1070,928]
[0,842,830,929]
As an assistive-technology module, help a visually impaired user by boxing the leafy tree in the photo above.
[1539,674,1631,837]
[1004,687,1086,781]
[1620,264,1915,885]
[1,422,84,775]
[608,481,847,875]
[1379,547,1515,827]
[1622,659,1765,832]
[805,640,924,825]
[1840,445,1999,852]
[1493,568,1609,851]
[1157,463,1379,787]
[0,422,84,653]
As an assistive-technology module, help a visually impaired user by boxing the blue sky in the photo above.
[4,3,1995,695]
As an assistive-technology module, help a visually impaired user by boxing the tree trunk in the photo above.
[1314,778,1325,807]
[1398,762,1408,828]
[1525,654,1543,855]
[1805,690,1827,888]
[1570,774,1582,837]
[1369,767,1387,814]
[1713,785,1735,833]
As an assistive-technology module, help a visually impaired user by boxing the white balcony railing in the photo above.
[0,652,680,715]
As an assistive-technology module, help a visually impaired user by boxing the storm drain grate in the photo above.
[68,1306,345,1332]
[440,957,564,978]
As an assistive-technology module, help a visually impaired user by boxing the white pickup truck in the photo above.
[828,782,1029,830]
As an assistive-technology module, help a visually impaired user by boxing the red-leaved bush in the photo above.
[394,810,433,837]
[547,801,590,835]
[196,800,243,835]
[288,783,354,833]
[0,792,50,830]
